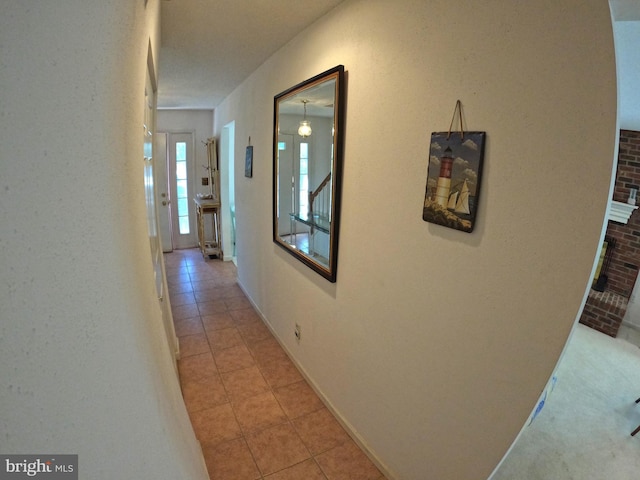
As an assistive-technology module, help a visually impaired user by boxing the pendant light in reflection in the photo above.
[298,100,312,137]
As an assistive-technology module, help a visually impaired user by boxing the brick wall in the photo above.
[580,290,629,337]
[607,130,640,296]
[579,130,640,336]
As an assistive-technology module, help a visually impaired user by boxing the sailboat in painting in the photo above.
[447,191,458,210]
[455,179,470,214]
[447,179,470,214]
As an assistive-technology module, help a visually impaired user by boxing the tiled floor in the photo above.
[164,248,386,480]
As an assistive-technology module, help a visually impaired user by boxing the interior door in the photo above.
[143,65,178,370]
[167,132,197,249]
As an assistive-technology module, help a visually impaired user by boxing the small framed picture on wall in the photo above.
[245,145,253,178]
[422,131,486,233]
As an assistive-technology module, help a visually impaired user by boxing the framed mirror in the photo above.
[273,65,345,282]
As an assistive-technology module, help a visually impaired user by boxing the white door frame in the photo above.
[166,131,198,249]
[221,121,235,262]
[144,53,179,370]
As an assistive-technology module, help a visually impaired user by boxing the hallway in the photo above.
[164,248,386,480]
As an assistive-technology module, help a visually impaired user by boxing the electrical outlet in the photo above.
[294,323,301,342]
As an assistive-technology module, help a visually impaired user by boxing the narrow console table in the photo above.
[194,197,222,259]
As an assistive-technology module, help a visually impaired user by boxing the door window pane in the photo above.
[177,198,189,216]
[176,142,190,234]
[176,161,187,179]
[177,179,188,198]
[176,142,186,161]
[179,217,190,235]
[299,143,309,214]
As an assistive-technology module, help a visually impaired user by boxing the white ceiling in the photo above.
[159,0,640,110]
[158,0,345,109]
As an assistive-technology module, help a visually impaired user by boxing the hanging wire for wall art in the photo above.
[422,101,486,233]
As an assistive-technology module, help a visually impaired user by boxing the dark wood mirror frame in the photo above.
[272,65,345,282]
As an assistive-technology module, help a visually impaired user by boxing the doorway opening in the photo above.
[156,132,197,251]
[221,121,236,264]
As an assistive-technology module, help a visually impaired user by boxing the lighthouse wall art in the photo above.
[423,131,486,233]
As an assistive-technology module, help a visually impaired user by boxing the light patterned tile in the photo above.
[165,250,387,480]
[249,337,289,365]
[315,440,383,480]
[169,291,196,306]
[292,408,351,455]
[188,270,216,283]
[264,458,327,480]
[245,422,310,476]
[259,356,303,388]
[214,344,255,373]
[181,374,228,413]
[221,365,270,402]
[172,303,200,321]
[190,403,241,445]
[166,281,193,294]
[202,438,261,480]
[225,296,252,311]
[194,287,222,303]
[188,262,215,272]
[232,391,287,433]
[207,327,244,351]
[216,261,238,274]
[191,279,218,292]
[230,308,262,325]
[173,316,204,337]
[198,300,228,316]
[178,352,217,381]
[274,381,324,419]
[202,312,236,332]
[167,272,191,285]
[237,321,272,345]
[217,285,245,298]
[163,258,183,270]
[178,333,210,357]
[214,275,239,287]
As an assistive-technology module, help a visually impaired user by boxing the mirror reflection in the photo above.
[273,66,345,282]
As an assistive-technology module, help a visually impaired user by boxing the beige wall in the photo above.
[0,1,208,478]
[214,1,618,478]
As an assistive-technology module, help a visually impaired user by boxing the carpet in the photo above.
[490,324,640,480]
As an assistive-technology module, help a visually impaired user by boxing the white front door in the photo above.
[167,132,197,249]
[277,133,296,236]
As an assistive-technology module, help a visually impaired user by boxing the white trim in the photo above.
[608,200,638,224]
